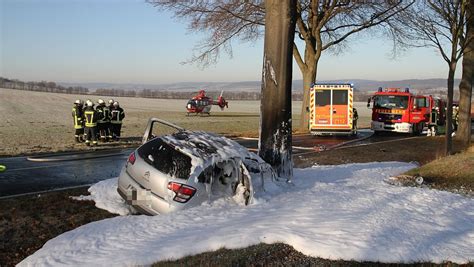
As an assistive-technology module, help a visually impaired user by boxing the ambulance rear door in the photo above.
[310,84,353,133]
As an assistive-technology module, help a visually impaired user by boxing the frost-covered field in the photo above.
[20,162,474,266]
[0,88,372,156]
[0,88,266,155]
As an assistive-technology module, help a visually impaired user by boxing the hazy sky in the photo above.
[1,0,462,84]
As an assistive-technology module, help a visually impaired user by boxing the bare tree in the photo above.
[402,0,470,155]
[259,0,296,180]
[458,0,474,148]
[148,0,265,66]
[148,0,413,131]
[292,1,413,130]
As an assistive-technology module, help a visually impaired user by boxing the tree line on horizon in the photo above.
[2,76,464,102]
[0,77,89,95]
[0,76,292,100]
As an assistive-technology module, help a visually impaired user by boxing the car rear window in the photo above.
[138,138,192,179]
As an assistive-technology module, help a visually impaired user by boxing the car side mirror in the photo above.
[367,98,371,108]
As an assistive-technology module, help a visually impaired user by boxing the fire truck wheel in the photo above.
[419,123,425,135]
[411,123,419,136]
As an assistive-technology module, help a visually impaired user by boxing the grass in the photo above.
[153,243,465,267]
[294,136,470,168]
[405,145,474,191]
[0,187,116,266]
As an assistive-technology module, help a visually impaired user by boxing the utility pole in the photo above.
[258,0,297,181]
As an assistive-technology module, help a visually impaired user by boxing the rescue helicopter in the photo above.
[186,90,228,116]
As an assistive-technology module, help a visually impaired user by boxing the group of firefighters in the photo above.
[72,99,125,146]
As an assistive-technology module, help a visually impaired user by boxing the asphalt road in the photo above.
[0,149,130,197]
[0,131,373,198]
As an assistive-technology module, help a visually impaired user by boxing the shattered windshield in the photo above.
[374,95,408,109]
[138,138,191,179]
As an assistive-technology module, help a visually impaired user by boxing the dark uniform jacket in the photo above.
[83,106,102,127]
[96,105,111,123]
[110,107,125,124]
[353,108,359,120]
[72,105,84,129]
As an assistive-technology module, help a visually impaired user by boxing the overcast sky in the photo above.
[1,0,462,84]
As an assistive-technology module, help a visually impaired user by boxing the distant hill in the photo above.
[59,78,460,93]
[4,76,462,101]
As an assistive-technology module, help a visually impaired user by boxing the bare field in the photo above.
[0,88,371,156]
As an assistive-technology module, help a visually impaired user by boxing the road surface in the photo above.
[0,130,374,198]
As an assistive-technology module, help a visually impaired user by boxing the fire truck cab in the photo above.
[368,87,432,134]
[309,83,357,136]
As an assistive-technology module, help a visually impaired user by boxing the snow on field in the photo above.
[20,162,474,266]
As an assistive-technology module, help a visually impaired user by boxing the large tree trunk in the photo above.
[299,66,317,131]
[258,0,296,181]
[298,42,321,132]
[458,0,474,148]
[445,66,456,155]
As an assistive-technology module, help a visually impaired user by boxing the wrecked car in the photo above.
[117,118,274,215]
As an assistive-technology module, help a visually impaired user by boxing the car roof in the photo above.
[158,130,262,174]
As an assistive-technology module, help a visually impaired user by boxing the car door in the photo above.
[142,118,185,144]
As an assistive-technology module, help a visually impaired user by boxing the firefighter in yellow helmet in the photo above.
[72,99,84,143]
[83,100,102,146]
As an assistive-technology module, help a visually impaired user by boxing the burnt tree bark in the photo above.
[258,0,296,181]
[458,0,474,148]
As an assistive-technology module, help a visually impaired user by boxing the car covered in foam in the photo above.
[117,118,273,215]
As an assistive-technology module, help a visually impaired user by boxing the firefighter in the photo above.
[83,100,102,146]
[110,101,125,141]
[453,104,459,132]
[107,99,115,140]
[82,99,92,114]
[96,99,111,142]
[72,99,84,143]
[353,107,359,130]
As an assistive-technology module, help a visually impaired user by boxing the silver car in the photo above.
[117,118,273,215]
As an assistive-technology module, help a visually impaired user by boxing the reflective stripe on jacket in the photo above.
[110,108,125,124]
[72,106,83,129]
[97,106,111,123]
[84,110,98,127]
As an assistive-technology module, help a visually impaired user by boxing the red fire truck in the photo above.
[368,87,445,134]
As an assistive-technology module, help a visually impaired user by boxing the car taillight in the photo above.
[167,182,196,203]
[128,152,136,165]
